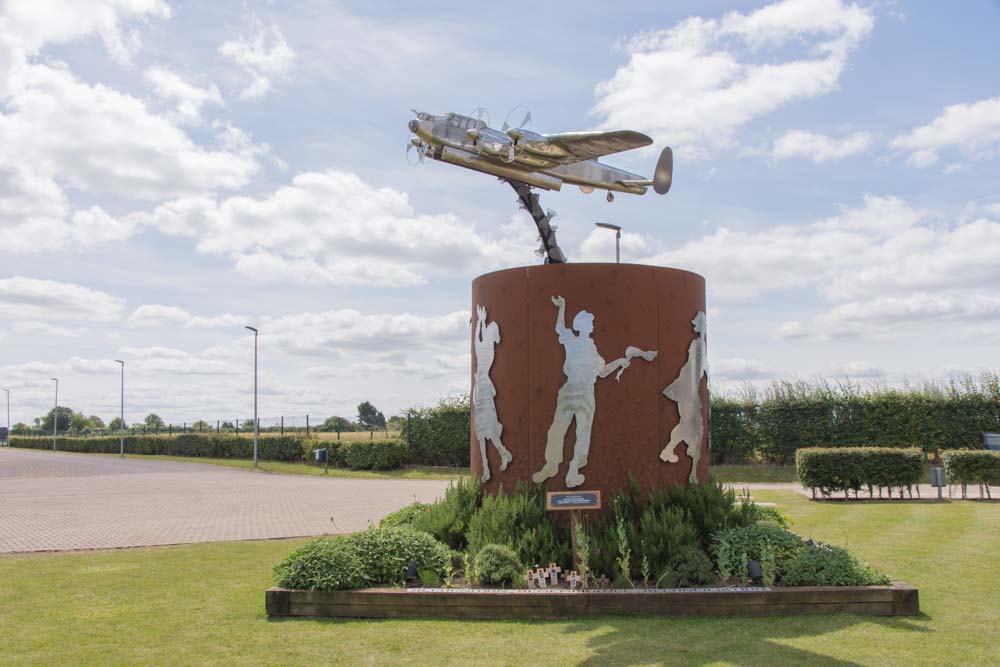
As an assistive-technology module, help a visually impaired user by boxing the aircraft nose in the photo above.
[408,119,419,133]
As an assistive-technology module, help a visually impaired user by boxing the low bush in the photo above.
[402,396,470,467]
[466,482,571,569]
[412,477,481,550]
[473,544,522,587]
[272,538,365,591]
[340,440,409,470]
[796,447,923,498]
[711,523,805,580]
[942,450,1000,495]
[667,545,715,587]
[349,526,451,586]
[781,542,890,587]
[380,501,430,528]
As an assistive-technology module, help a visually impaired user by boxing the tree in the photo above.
[41,406,74,433]
[241,418,256,431]
[220,421,235,431]
[357,401,386,429]
[191,420,211,432]
[108,417,125,431]
[88,415,106,429]
[69,412,90,432]
[12,423,29,434]
[386,414,407,432]
[321,415,355,432]
[144,413,166,429]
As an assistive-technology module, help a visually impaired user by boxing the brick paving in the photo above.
[0,449,450,553]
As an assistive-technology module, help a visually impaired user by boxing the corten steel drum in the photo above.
[470,263,709,501]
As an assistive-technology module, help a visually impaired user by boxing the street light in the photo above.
[595,222,622,263]
[50,377,58,451]
[115,360,125,458]
[245,325,259,468]
[2,388,9,446]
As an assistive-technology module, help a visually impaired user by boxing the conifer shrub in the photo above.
[473,544,522,586]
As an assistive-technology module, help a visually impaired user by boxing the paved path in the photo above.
[0,449,450,553]
[729,481,995,500]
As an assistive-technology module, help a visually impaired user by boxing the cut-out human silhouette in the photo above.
[660,311,708,483]
[533,295,657,488]
[473,304,512,481]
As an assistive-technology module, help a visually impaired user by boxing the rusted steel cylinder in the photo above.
[470,263,709,500]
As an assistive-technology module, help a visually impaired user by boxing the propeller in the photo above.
[470,106,490,128]
[502,105,532,132]
[406,138,430,165]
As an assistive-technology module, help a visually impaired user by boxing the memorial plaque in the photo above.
[546,490,601,511]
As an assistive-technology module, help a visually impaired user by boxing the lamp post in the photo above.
[50,378,58,451]
[2,388,9,445]
[245,325,259,468]
[115,360,125,458]
[595,222,622,263]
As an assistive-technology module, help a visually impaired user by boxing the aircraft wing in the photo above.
[542,130,653,163]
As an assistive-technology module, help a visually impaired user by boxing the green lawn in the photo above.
[711,464,797,483]
[2,492,998,665]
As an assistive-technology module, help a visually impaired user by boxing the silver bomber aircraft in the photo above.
[406,109,673,263]
[407,110,672,201]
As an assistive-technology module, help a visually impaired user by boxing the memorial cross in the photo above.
[568,570,579,590]
[547,563,562,586]
[524,571,535,590]
[535,568,547,588]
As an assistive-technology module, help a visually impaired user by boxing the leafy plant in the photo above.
[417,567,441,587]
[711,523,805,580]
[473,544,522,587]
[272,537,365,591]
[943,450,1000,498]
[796,447,923,498]
[412,477,481,550]
[379,501,430,528]
[760,541,777,586]
[348,526,451,586]
[669,546,715,587]
[782,543,891,587]
[466,482,571,568]
[614,510,633,588]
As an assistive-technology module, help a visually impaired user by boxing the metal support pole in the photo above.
[115,360,124,458]
[246,325,259,468]
[3,388,9,446]
[50,378,58,451]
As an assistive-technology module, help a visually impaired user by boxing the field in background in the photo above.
[2,490,998,665]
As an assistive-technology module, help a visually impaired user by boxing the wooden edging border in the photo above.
[266,580,918,620]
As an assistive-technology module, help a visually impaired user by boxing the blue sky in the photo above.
[1,0,999,426]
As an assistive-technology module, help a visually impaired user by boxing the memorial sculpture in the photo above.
[532,295,657,488]
[407,107,709,497]
[472,305,512,482]
[660,311,709,483]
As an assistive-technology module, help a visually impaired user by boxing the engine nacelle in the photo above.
[506,127,546,146]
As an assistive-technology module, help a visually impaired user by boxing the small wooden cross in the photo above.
[547,563,562,586]
[535,567,547,588]
[523,570,535,590]
[568,570,579,590]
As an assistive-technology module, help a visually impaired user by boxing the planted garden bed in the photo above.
[266,581,919,620]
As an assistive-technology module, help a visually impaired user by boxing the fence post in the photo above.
[280,416,284,436]
[306,414,310,438]
[217,420,220,434]
[236,420,239,437]
[337,419,341,440]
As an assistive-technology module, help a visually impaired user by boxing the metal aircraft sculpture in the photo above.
[407,108,672,263]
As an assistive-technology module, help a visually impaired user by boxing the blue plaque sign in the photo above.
[546,490,601,511]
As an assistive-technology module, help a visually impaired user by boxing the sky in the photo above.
[1,0,999,427]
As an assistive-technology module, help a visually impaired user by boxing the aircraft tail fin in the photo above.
[653,147,673,195]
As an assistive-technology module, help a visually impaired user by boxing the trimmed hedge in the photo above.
[796,447,924,498]
[13,435,410,471]
[942,450,1000,498]
[10,434,303,461]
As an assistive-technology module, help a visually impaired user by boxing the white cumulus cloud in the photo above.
[219,18,295,100]
[0,276,125,322]
[890,96,1000,168]
[773,130,872,162]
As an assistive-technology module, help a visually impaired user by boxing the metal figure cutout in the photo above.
[407,109,673,263]
[660,311,708,483]
[473,305,512,482]
[533,296,657,488]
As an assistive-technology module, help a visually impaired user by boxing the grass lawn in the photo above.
[2,492,998,665]
[711,464,797,483]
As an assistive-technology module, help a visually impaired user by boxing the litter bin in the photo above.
[984,433,1000,451]
[314,448,327,463]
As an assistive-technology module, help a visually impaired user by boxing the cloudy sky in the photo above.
[1,0,999,426]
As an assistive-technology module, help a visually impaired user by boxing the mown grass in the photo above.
[2,491,997,665]
[711,464,797,483]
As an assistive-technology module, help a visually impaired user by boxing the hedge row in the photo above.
[795,447,924,498]
[10,434,304,461]
[11,435,409,470]
[942,450,1000,496]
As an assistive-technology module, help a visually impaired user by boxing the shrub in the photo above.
[782,543,890,587]
[340,440,409,470]
[473,544,522,587]
[796,447,923,498]
[402,396,471,466]
[711,523,805,580]
[11,434,303,461]
[348,526,451,586]
[669,545,715,587]
[412,477,481,550]
[943,450,1000,496]
[380,502,430,528]
[466,482,571,569]
[272,537,365,591]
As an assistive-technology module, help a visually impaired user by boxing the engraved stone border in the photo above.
[266,580,918,620]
